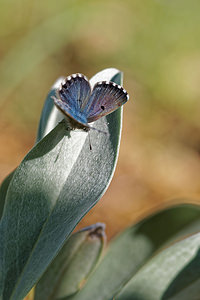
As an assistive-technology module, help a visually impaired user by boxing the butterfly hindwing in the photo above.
[85,81,129,122]
[54,73,92,125]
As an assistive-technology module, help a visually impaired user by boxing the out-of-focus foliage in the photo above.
[1,0,200,126]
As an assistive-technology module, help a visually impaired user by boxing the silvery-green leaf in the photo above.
[0,68,124,300]
[34,223,105,300]
[66,204,200,300]
[36,77,64,143]
[116,232,200,300]
[0,172,14,219]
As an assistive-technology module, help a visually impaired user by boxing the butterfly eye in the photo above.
[101,105,105,110]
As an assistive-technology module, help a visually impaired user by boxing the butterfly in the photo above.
[53,73,129,131]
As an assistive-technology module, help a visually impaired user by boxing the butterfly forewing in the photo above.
[54,73,92,125]
[85,81,129,123]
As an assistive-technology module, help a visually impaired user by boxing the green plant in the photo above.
[0,68,199,300]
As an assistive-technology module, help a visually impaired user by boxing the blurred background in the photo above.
[1,0,200,239]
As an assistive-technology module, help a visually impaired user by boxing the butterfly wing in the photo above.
[54,73,92,126]
[84,81,129,123]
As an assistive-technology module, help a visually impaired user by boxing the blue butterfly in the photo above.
[53,73,129,131]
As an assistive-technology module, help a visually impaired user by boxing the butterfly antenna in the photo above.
[88,131,92,151]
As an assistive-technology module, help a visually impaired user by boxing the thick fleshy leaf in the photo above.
[0,78,64,218]
[0,79,63,218]
[34,223,105,300]
[0,81,62,220]
[0,171,14,219]
[67,204,200,300]
[0,68,124,300]
[36,77,64,143]
[0,69,120,219]
[116,232,200,300]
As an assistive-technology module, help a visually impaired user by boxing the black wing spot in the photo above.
[101,105,105,110]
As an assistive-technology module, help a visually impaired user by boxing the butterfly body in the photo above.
[53,73,129,130]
